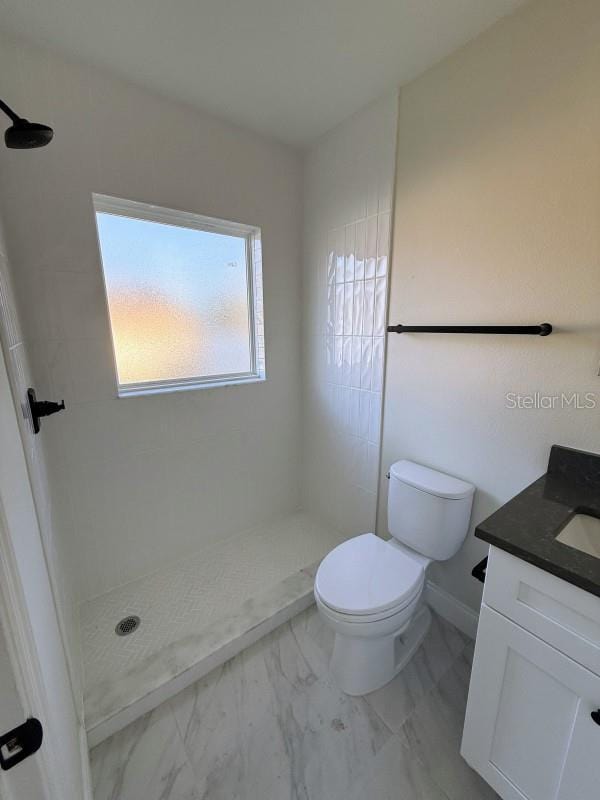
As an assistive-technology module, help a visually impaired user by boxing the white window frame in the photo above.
[93,194,266,397]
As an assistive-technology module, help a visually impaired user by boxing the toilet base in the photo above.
[330,605,432,696]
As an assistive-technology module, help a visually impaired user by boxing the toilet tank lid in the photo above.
[389,460,475,500]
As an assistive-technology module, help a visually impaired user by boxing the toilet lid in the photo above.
[315,533,425,616]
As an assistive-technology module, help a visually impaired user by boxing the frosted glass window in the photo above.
[93,195,265,396]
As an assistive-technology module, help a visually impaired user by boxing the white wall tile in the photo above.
[361,337,373,390]
[352,281,364,336]
[334,336,343,384]
[366,443,380,493]
[378,175,394,216]
[335,228,345,284]
[349,388,361,435]
[343,283,354,336]
[376,212,390,278]
[356,437,369,491]
[0,254,21,348]
[363,279,375,336]
[374,278,388,337]
[327,284,335,335]
[355,220,366,281]
[333,385,345,432]
[368,392,383,445]
[365,216,378,280]
[367,178,379,219]
[372,337,385,392]
[0,35,304,600]
[302,93,397,535]
[335,284,344,335]
[327,231,336,285]
[65,337,117,404]
[326,336,334,379]
[358,391,371,441]
[351,337,362,389]
[344,224,355,283]
[50,271,109,342]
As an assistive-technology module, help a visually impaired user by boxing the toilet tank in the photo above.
[388,460,475,561]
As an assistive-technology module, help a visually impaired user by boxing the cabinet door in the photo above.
[461,605,600,800]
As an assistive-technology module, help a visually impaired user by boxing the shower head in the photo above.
[0,98,53,149]
[5,119,54,149]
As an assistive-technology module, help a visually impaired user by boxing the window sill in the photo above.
[117,374,266,399]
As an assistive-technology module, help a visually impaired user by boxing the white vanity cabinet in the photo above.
[461,547,600,800]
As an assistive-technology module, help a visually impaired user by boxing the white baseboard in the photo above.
[79,724,94,800]
[425,580,479,640]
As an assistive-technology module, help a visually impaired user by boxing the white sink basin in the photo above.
[556,513,600,559]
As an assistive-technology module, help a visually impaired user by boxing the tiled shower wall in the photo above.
[0,32,303,603]
[302,94,398,534]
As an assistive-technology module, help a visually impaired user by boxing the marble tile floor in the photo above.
[90,606,500,800]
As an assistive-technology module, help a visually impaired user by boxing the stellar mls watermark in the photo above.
[505,392,597,410]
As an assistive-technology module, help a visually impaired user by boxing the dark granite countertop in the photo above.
[475,445,600,598]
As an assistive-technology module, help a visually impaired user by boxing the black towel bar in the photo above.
[387,323,552,336]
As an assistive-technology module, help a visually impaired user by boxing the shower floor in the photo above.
[80,511,347,746]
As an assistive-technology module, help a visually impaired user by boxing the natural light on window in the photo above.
[93,195,265,396]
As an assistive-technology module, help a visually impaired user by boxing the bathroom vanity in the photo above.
[461,445,600,800]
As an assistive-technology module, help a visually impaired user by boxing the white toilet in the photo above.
[314,460,475,695]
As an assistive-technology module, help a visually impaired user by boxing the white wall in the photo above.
[0,207,83,700]
[0,33,303,602]
[0,219,87,798]
[302,94,398,534]
[381,0,600,612]
[0,618,49,799]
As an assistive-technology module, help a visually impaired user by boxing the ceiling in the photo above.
[0,0,528,147]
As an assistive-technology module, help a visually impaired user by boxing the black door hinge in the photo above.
[0,718,43,770]
[27,388,65,434]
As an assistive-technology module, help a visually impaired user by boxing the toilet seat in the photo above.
[315,533,425,619]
